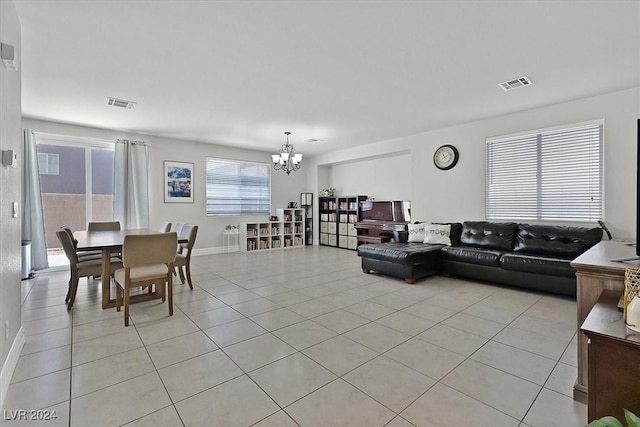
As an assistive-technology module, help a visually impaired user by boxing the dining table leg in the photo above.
[101,248,112,309]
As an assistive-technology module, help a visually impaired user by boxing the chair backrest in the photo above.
[56,229,79,265]
[88,221,121,231]
[159,221,172,233]
[179,225,198,253]
[172,222,187,236]
[122,232,177,268]
[60,225,78,249]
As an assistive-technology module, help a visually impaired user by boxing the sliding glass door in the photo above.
[35,134,114,265]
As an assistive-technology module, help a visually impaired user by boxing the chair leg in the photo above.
[67,272,80,310]
[160,280,166,303]
[186,263,194,290]
[124,286,130,326]
[178,266,186,284]
[168,276,173,317]
[65,278,72,303]
[116,282,121,312]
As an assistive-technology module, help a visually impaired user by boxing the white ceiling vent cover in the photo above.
[499,76,532,91]
[107,97,136,109]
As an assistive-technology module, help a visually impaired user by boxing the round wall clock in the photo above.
[433,144,459,170]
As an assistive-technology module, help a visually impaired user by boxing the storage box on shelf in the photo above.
[241,208,305,252]
[319,195,367,250]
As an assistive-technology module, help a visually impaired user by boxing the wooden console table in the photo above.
[581,290,640,422]
[570,241,639,403]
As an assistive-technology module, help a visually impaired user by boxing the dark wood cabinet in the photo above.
[581,290,640,422]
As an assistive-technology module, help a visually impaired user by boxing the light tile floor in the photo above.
[2,246,587,426]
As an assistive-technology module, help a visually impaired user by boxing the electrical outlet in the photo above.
[4,320,9,341]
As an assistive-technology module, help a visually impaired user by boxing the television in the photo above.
[361,200,411,222]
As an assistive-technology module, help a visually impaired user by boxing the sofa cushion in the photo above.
[407,223,425,243]
[460,221,517,251]
[357,242,442,266]
[500,253,576,278]
[514,224,603,258]
[441,246,503,267]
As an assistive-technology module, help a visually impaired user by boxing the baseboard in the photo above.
[0,326,25,409]
[192,246,239,256]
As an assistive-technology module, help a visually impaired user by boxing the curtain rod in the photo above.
[116,139,146,145]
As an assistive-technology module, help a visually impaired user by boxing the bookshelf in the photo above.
[319,195,367,250]
[241,208,305,252]
[301,193,313,246]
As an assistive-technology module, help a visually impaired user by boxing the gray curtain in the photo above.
[22,129,49,270]
[114,139,149,229]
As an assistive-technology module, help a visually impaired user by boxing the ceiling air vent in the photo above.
[107,97,136,109]
[499,76,532,91]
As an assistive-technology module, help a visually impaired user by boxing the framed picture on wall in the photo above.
[164,161,193,203]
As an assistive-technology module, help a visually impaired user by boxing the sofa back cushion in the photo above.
[514,224,603,257]
[460,221,518,251]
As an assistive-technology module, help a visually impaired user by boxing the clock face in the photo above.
[433,145,459,170]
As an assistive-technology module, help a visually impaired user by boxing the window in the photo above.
[37,152,59,175]
[486,120,603,222]
[206,158,271,215]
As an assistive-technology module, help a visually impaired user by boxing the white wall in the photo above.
[22,118,308,251]
[0,0,23,406]
[310,87,639,239]
[328,152,411,201]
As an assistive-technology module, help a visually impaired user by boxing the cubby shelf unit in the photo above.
[319,195,367,250]
[241,208,305,252]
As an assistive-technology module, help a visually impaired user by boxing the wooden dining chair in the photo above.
[175,225,198,289]
[56,230,123,310]
[88,221,121,231]
[172,222,187,252]
[60,226,102,261]
[171,223,188,278]
[114,232,177,326]
[159,221,172,232]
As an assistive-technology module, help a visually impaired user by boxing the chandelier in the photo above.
[271,131,303,175]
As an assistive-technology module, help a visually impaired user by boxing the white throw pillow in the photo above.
[407,222,426,243]
[423,223,452,245]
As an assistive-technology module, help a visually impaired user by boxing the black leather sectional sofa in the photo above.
[357,221,603,297]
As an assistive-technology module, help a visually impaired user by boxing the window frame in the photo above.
[485,119,604,222]
[205,157,272,216]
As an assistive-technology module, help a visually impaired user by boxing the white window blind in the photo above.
[486,121,603,222]
[206,158,271,216]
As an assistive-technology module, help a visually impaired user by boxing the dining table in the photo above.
[74,228,182,309]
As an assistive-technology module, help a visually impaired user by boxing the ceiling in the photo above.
[13,1,640,156]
